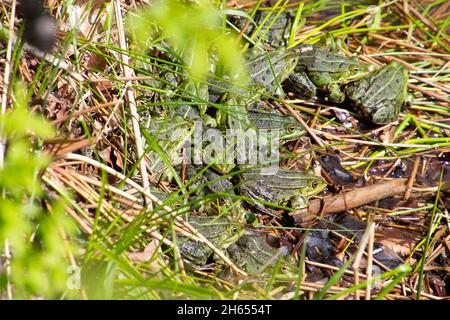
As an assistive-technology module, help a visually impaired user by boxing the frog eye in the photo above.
[230,226,238,234]
[281,265,289,273]
[286,124,295,133]
[311,181,318,188]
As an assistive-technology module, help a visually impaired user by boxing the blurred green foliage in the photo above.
[127,0,248,84]
[0,81,76,299]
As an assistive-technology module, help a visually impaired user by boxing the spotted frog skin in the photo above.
[246,108,305,139]
[246,47,298,96]
[226,230,291,274]
[238,168,326,215]
[177,216,243,267]
[230,10,296,48]
[209,105,306,173]
[290,45,373,103]
[345,61,410,124]
[210,47,298,99]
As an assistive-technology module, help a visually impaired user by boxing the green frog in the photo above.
[230,10,296,48]
[210,47,298,149]
[208,105,306,173]
[144,113,197,180]
[177,217,294,275]
[238,168,327,216]
[344,61,410,124]
[247,108,305,140]
[289,45,373,103]
[184,106,308,218]
[177,215,244,267]
[247,47,298,96]
[184,165,246,219]
[210,47,298,100]
[226,230,293,274]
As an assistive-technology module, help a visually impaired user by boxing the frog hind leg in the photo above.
[240,185,281,218]
[370,101,400,125]
[327,83,345,103]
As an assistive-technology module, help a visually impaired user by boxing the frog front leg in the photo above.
[310,72,345,103]
[327,83,346,103]
[285,71,317,99]
[290,195,309,210]
[290,180,327,214]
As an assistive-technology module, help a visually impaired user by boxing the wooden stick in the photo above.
[294,179,408,224]
[114,0,152,208]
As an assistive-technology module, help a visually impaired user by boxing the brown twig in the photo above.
[294,179,408,225]
[352,220,375,300]
[113,0,152,208]
[367,33,450,61]
[284,103,326,148]
[408,83,450,104]
[404,157,420,200]
[51,100,121,125]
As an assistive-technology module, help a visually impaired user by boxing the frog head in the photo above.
[326,60,375,102]
[195,216,243,247]
[223,221,244,247]
[345,61,409,125]
[291,176,327,209]
[338,60,375,83]
[296,47,374,103]
[301,175,327,198]
[280,122,306,140]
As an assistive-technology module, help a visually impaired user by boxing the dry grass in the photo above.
[0,0,449,299]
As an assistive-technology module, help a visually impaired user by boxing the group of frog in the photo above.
[137,9,411,275]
